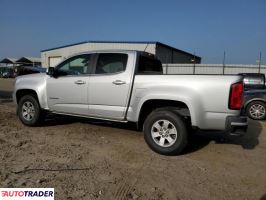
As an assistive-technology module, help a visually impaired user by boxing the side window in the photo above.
[138,55,163,74]
[56,54,92,76]
[95,53,128,74]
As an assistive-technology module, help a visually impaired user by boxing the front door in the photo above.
[46,54,93,116]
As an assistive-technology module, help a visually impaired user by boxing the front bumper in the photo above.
[225,115,248,136]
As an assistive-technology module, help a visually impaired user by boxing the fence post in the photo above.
[258,52,262,73]
[222,51,226,75]
[193,52,196,74]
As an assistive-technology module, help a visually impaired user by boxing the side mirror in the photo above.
[47,67,55,76]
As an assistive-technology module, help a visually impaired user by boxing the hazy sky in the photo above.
[0,0,265,64]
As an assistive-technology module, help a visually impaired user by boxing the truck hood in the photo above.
[16,73,47,81]
[15,73,48,90]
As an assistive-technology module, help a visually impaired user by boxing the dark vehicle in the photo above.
[0,67,15,78]
[1,69,15,78]
[239,73,265,90]
[17,66,46,76]
[2,71,10,78]
[240,73,266,120]
[244,89,266,120]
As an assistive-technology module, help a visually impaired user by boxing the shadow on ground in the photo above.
[0,90,13,103]
[0,90,13,99]
[184,119,262,154]
[41,114,263,155]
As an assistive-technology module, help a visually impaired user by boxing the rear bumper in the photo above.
[225,115,248,136]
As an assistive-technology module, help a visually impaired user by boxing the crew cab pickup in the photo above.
[13,50,248,155]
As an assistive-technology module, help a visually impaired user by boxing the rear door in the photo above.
[88,52,135,120]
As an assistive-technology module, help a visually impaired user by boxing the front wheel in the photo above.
[18,95,43,126]
[246,101,266,120]
[144,109,187,155]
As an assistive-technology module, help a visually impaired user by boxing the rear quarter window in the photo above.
[137,55,163,74]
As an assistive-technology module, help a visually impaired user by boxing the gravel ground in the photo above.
[0,100,266,200]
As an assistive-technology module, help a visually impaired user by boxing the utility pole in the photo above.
[222,51,226,75]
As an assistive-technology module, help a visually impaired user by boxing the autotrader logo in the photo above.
[0,188,54,199]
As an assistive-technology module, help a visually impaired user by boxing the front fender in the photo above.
[14,74,49,109]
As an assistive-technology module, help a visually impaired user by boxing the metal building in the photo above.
[0,58,18,67]
[16,57,41,67]
[41,41,201,68]
[0,57,41,67]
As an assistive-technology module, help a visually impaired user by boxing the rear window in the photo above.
[95,53,128,74]
[137,55,163,74]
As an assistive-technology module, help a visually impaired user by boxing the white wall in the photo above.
[41,43,156,68]
[163,64,266,75]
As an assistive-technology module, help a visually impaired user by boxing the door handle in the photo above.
[112,80,126,85]
[74,80,86,85]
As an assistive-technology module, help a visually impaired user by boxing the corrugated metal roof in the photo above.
[16,57,41,63]
[41,41,89,52]
[40,40,201,59]
[40,41,158,52]
[0,58,17,64]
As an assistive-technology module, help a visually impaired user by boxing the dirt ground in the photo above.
[0,99,266,200]
[0,78,14,98]
[0,78,14,91]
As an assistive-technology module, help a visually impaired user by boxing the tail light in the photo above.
[229,82,244,110]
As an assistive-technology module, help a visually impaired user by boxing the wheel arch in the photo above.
[137,99,191,131]
[16,89,39,105]
[244,98,266,109]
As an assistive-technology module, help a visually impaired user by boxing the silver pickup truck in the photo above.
[13,50,248,155]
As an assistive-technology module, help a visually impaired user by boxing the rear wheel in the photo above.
[18,95,43,126]
[246,101,266,120]
[144,109,187,155]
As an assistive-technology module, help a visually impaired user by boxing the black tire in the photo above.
[18,95,43,126]
[246,101,266,120]
[144,109,187,155]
